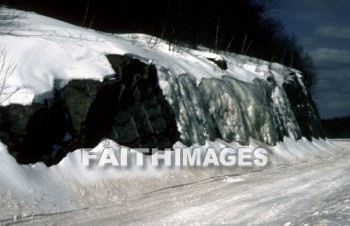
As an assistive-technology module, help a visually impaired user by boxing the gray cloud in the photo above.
[314,67,350,118]
[311,48,350,70]
[312,48,350,62]
[315,26,350,40]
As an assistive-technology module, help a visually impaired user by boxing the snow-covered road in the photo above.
[5,141,349,226]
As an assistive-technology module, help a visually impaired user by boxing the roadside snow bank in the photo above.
[0,138,339,221]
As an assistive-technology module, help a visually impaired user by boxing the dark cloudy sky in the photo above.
[274,0,350,119]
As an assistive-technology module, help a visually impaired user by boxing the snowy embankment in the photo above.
[0,139,347,225]
[0,8,344,224]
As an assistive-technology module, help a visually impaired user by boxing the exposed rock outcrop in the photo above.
[283,72,325,140]
[82,55,179,149]
[0,53,325,166]
[206,57,228,70]
[0,54,180,165]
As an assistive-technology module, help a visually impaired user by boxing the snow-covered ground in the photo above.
[0,140,349,225]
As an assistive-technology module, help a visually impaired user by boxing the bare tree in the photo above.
[255,58,264,72]
[214,18,220,51]
[0,46,19,104]
[226,36,234,52]
[88,14,96,28]
[145,35,160,49]
[82,0,90,27]
[0,7,22,103]
[241,33,248,54]
[0,6,25,35]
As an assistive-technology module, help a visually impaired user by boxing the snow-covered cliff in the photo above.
[0,8,323,164]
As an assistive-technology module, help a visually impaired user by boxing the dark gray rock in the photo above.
[0,54,180,165]
[61,79,101,138]
[0,100,71,164]
[0,104,41,156]
[206,57,228,70]
[83,55,180,149]
[283,72,325,140]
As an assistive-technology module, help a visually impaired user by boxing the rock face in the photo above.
[283,72,324,140]
[157,68,324,147]
[0,100,72,164]
[0,53,325,166]
[62,79,101,140]
[82,55,179,149]
[0,54,180,165]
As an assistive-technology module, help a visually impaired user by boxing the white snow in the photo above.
[0,8,299,106]
[0,8,348,226]
[0,138,348,225]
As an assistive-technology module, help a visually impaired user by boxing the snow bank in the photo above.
[0,137,339,221]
